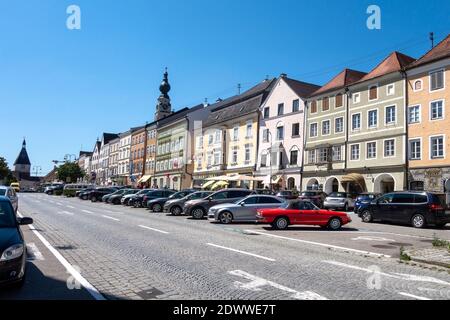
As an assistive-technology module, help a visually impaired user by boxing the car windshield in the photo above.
[329,192,346,198]
[358,194,376,200]
[0,189,6,196]
[0,202,15,228]
[301,192,316,196]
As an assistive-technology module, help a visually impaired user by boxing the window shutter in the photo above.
[311,101,317,113]
[369,86,378,100]
[335,94,343,107]
[322,97,329,111]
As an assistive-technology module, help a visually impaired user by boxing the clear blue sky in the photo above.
[1,0,449,175]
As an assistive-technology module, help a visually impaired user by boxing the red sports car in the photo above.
[256,200,352,230]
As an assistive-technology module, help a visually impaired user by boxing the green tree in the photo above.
[0,157,16,185]
[56,162,85,183]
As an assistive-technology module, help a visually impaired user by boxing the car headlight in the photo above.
[0,244,24,261]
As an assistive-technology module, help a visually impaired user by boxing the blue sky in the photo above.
[1,0,449,174]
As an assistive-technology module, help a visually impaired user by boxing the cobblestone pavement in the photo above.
[14,193,450,300]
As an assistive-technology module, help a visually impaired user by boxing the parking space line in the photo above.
[82,210,94,214]
[17,211,105,300]
[207,243,276,262]
[59,211,74,216]
[246,230,391,258]
[138,225,169,234]
[101,215,120,222]
[66,205,75,209]
[398,292,432,300]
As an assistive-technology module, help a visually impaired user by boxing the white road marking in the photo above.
[138,225,169,234]
[323,260,450,286]
[82,210,94,214]
[207,243,275,262]
[246,230,391,258]
[351,236,396,242]
[56,202,63,206]
[229,270,327,300]
[66,205,75,209]
[59,211,74,216]
[101,215,120,221]
[17,211,105,300]
[398,292,432,300]
[26,242,44,261]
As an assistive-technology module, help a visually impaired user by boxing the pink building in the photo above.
[255,74,320,191]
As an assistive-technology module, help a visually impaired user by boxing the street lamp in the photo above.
[266,130,273,192]
[32,166,42,177]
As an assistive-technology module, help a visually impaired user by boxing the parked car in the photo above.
[184,189,255,219]
[254,189,275,195]
[10,183,20,193]
[134,190,175,208]
[324,192,355,211]
[208,195,285,224]
[0,186,18,213]
[256,200,352,230]
[0,196,33,287]
[44,184,64,195]
[164,191,213,215]
[298,191,328,208]
[354,193,382,213]
[121,189,152,206]
[76,187,95,198]
[108,189,139,205]
[358,191,450,228]
[64,184,95,197]
[147,189,196,212]
[102,189,126,203]
[88,187,118,202]
[275,190,297,200]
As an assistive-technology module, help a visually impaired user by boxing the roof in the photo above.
[204,79,276,127]
[79,151,93,157]
[283,77,321,98]
[356,51,415,83]
[14,144,31,166]
[408,34,450,69]
[130,125,145,133]
[156,104,204,129]
[310,69,367,97]
[102,133,119,144]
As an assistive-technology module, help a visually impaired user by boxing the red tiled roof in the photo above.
[310,69,367,97]
[357,51,415,83]
[408,34,450,68]
[283,77,320,98]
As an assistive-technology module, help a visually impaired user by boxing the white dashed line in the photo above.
[246,230,391,258]
[66,205,75,209]
[59,211,74,216]
[398,292,432,300]
[82,210,94,214]
[101,215,120,221]
[207,243,276,262]
[138,225,169,234]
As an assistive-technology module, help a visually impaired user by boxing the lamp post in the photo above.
[266,131,273,192]
[32,166,42,177]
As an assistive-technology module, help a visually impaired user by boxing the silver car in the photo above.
[323,192,355,211]
[0,186,18,213]
[208,195,285,224]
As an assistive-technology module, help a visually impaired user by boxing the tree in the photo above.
[0,157,16,185]
[56,162,85,183]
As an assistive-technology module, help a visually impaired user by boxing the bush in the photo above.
[54,189,63,196]
[63,189,77,197]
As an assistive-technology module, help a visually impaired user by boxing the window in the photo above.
[369,85,378,100]
[258,196,282,204]
[322,97,329,111]
[368,110,378,128]
[322,120,330,135]
[207,155,212,166]
[290,150,298,165]
[408,105,421,124]
[391,193,415,204]
[277,103,284,116]
[262,129,270,142]
[214,152,220,165]
[410,181,424,191]
[409,139,421,160]
[276,126,284,140]
[292,123,300,137]
[430,70,444,91]
[292,99,300,112]
[244,144,251,162]
[385,106,396,124]
[350,144,360,160]
[335,94,343,108]
[430,100,444,120]
[430,136,444,159]
[387,84,395,96]
[232,149,238,164]
[233,127,239,141]
[208,135,214,145]
[384,139,395,157]
[310,101,317,113]
[332,146,341,161]
[367,142,377,159]
[246,122,253,138]
[308,150,316,164]
[215,130,221,143]
[310,123,318,137]
[413,80,422,91]
[261,154,267,167]
[335,117,344,133]
[353,93,360,104]
[352,114,361,130]
[263,107,270,119]
[318,148,330,163]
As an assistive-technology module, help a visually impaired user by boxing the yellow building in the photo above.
[192,79,275,189]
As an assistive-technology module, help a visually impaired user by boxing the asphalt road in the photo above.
[7,193,450,300]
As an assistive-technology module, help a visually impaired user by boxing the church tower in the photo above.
[154,68,172,121]
[13,139,31,180]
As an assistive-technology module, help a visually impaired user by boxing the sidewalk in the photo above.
[403,247,450,269]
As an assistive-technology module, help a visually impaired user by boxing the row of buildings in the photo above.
[77,34,450,194]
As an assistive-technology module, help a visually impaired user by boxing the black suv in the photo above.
[358,191,450,228]
[88,188,118,202]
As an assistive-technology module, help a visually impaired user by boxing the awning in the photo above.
[211,181,229,190]
[137,175,152,183]
[227,174,262,182]
[341,173,366,188]
[201,180,215,189]
[206,175,230,181]
[262,175,282,185]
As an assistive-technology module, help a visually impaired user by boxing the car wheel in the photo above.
[152,203,162,212]
[273,217,289,230]
[343,203,348,212]
[218,211,233,224]
[170,206,182,216]
[192,207,205,219]
[411,214,426,229]
[91,196,98,203]
[328,217,342,231]
[361,210,373,223]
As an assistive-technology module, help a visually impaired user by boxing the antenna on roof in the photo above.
[237,83,241,95]
[430,32,435,48]
[203,98,209,108]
